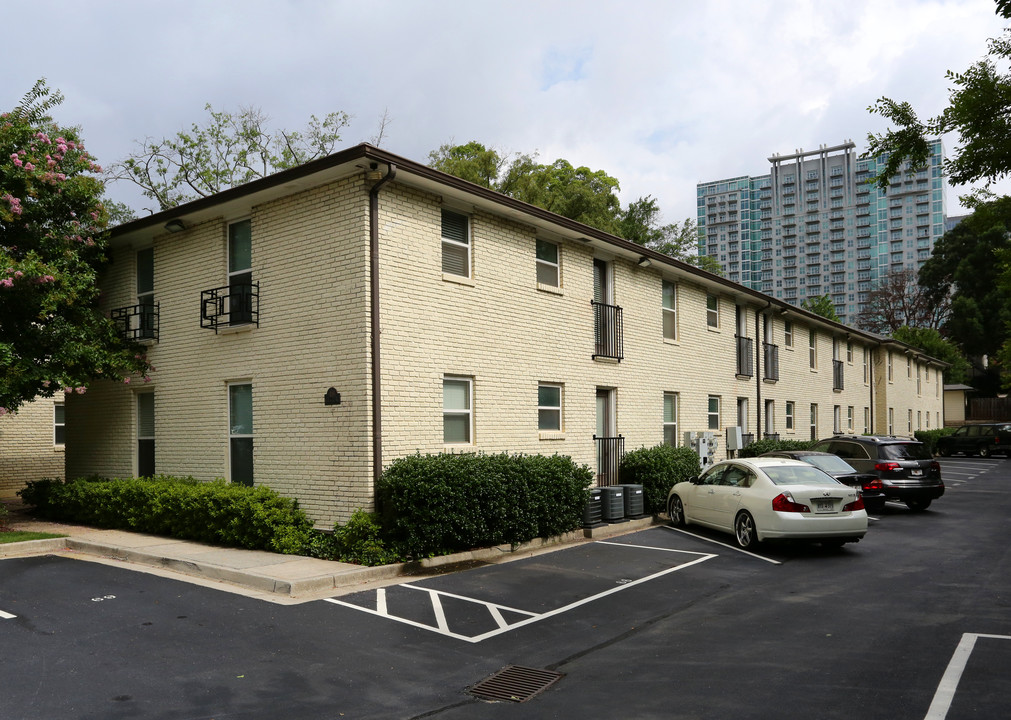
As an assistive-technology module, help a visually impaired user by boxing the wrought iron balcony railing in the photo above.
[201,282,259,334]
[833,359,845,391]
[111,302,159,342]
[763,342,779,381]
[736,335,754,377]
[591,300,624,361]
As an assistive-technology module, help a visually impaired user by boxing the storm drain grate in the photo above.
[469,665,564,703]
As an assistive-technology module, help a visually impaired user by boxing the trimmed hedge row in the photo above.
[619,444,701,514]
[738,437,816,457]
[914,428,957,455]
[18,476,312,554]
[377,452,593,558]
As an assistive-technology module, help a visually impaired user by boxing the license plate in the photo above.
[911,469,923,477]
[815,499,834,513]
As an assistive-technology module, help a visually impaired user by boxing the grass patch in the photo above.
[0,530,67,544]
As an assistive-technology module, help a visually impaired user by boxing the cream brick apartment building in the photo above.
[0,397,64,496]
[64,145,945,527]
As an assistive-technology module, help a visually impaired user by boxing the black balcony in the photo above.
[763,433,780,442]
[594,435,625,487]
[111,302,159,342]
[833,359,845,391]
[736,335,754,377]
[763,342,780,381]
[591,300,623,361]
[201,282,259,333]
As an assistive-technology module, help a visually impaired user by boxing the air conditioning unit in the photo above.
[600,486,626,522]
[583,487,604,528]
[620,484,645,518]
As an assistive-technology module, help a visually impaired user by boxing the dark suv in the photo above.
[936,423,1011,457]
[810,435,944,511]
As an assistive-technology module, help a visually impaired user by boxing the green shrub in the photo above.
[377,452,592,558]
[915,427,957,454]
[619,444,701,514]
[306,510,400,566]
[738,437,816,457]
[18,475,312,553]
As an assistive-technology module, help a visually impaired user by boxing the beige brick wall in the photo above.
[69,169,948,526]
[0,396,64,496]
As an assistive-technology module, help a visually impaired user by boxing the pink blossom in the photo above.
[0,278,12,288]
[123,377,131,384]
[24,162,34,171]
[0,408,7,416]
[143,376,151,383]
[42,380,50,388]
[14,271,22,278]
[13,157,22,168]
[75,386,86,394]
[63,386,73,394]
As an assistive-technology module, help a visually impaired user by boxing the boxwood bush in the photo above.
[619,444,701,515]
[737,437,816,457]
[914,427,957,455]
[377,452,593,558]
[18,475,312,554]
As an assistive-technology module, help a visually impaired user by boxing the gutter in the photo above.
[369,163,396,491]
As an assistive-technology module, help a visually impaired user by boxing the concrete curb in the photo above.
[0,537,68,558]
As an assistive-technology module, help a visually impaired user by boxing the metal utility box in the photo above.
[583,487,603,527]
[600,486,626,521]
[619,484,645,518]
[726,426,744,451]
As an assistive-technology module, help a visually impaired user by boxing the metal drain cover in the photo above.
[469,665,563,703]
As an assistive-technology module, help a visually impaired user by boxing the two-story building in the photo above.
[0,397,65,497]
[64,144,947,527]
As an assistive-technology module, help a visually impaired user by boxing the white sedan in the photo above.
[666,457,868,549]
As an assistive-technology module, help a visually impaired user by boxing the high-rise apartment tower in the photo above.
[697,140,946,324]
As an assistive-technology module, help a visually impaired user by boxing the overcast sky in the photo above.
[5,0,1007,223]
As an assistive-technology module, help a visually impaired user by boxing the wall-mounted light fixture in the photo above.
[164,219,186,233]
[637,256,652,268]
[324,387,341,406]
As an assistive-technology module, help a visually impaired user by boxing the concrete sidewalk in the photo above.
[0,508,657,603]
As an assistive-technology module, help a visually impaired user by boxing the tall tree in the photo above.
[0,80,149,413]
[891,326,971,385]
[801,294,841,322]
[856,268,947,333]
[618,195,723,274]
[866,2,1011,191]
[111,104,351,210]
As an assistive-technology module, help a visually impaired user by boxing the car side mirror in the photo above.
[689,476,700,485]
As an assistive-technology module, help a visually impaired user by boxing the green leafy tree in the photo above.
[801,294,841,322]
[866,2,1011,191]
[0,80,150,414]
[427,141,504,188]
[111,104,351,210]
[619,195,723,274]
[891,326,971,384]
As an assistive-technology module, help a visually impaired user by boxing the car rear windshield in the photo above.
[763,465,840,486]
[879,443,932,460]
[803,455,856,474]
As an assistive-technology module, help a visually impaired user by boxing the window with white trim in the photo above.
[136,247,156,340]
[137,392,155,477]
[229,383,253,486]
[662,280,677,340]
[441,209,471,278]
[833,405,841,434]
[847,406,854,432]
[810,403,818,441]
[228,220,254,326]
[785,401,795,430]
[809,329,817,369]
[54,401,65,446]
[706,294,719,328]
[784,320,794,347]
[664,392,679,446]
[535,239,559,287]
[443,376,472,443]
[707,395,721,430]
[538,383,562,431]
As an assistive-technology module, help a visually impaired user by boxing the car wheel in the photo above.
[667,495,685,527]
[905,498,932,511]
[979,444,991,458]
[734,511,758,550]
[938,445,951,457]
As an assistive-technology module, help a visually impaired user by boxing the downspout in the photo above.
[369,163,396,492]
[869,342,877,434]
[756,301,771,438]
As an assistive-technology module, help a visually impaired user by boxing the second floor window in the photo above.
[784,320,793,347]
[535,239,559,287]
[662,280,677,340]
[809,330,817,369]
[136,247,156,340]
[228,220,253,325]
[441,209,470,278]
[706,294,719,328]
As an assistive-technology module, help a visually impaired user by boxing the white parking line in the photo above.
[924,633,1011,720]
[324,542,717,643]
[0,609,15,620]
[660,525,782,565]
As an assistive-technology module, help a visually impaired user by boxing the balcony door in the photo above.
[595,388,620,486]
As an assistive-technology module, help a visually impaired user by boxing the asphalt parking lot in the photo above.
[2,456,1009,719]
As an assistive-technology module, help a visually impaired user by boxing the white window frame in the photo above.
[662,280,677,341]
[228,382,253,485]
[706,294,719,329]
[137,391,155,477]
[810,403,818,441]
[847,406,854,432]
[707,395,721,430]
[535,239,560,288]
[441,209,471,279]
[54,401,65,446]
[785,401,795,430]
[765,399,775,436]
[809,329,817,370]
[443,375,473,444]
[833,405,841,434]
[537,382,563,432]
[664,392,679,446]
[784,320,793,348]
[864,407,870,434]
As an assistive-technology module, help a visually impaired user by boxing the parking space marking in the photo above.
[323,543,716,643]
[924,633,1011,720]
[660,525,782,565]
[0,608,15,620]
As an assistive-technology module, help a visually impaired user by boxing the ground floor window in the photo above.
[54,401,65,446]
[443,376,472,444]
[538,383,562,431]
[707,395,721,430]
[229,383,253,486]
[810,403,818,441]
[137,392,155,477]
[785,401,794,430]
[664,392,679,445]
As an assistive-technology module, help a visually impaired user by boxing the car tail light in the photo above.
[843,496,865,512]
[863,478,884,490]
[772,492,810,513]
[874,462,901,472]
[930,461,941,472]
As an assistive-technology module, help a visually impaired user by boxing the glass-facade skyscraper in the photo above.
[697,140,946,325]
